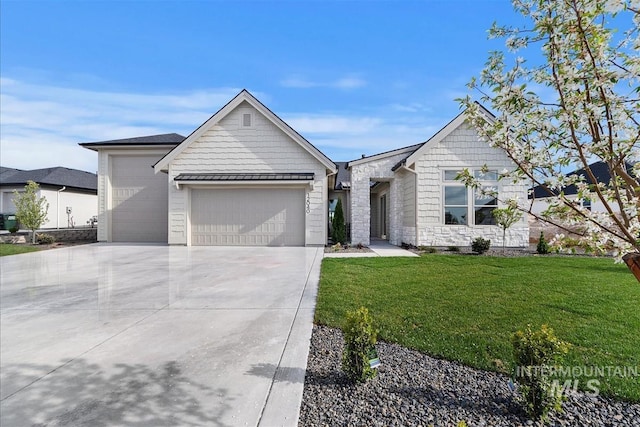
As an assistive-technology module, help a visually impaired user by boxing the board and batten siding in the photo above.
[167,102,328,246]
[414,122,529,247]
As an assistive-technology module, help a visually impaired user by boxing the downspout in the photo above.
[398,165,419,246]
[56,186,66,229]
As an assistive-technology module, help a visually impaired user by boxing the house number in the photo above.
[306,193,311,214]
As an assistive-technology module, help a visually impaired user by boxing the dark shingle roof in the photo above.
[79,133,186,148]
[174,172,314,182]
[334,162,351,190]
[531,161,636,199]
[0,167,22,181]
[0,167,97,192]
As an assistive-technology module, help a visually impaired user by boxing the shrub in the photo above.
[537,232,550,254]
[419,246,437,253]
[447,245,460,252]
[342,306,378,383]
[36,233,55,245]
[471,237,491,254]
[8,226,19,234]
[332,198,346,245]
[512,324,570,422]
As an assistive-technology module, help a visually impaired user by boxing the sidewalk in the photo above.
[324,239,418,258]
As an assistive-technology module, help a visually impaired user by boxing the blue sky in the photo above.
[1,0,524,173]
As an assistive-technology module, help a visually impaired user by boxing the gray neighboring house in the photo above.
[0,166,98,229]
[81,90,529,248]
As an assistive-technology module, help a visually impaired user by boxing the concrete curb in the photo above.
[258,247,323,427]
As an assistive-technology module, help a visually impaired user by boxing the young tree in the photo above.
[332,198,347,244]
[459,0,640,279]
[493,204,523,254]
[13,181,49,244]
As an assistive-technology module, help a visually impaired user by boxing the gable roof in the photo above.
[79,133,185,151]
[0,166,97,192]
[531,161,637,199]
[347,143,423,168]
[153,90,336,173]
[398,103,495,169]
[0,167,22,181]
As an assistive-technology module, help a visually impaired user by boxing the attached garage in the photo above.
[191,187,305,246]
[110,155,168,242]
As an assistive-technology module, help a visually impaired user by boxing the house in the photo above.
[0,166,98,229]
[528,161,636,242]
[331,107,529,247]
[530,161,636,215]
[81,90,336,245]
[81,90,529,248]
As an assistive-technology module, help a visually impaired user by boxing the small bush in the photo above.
[342,306,378,383]
[512,324,570,422]
[537,232,550,254]
[8,226,19,234]
[447,245,460,252]
[471,237,491,254]
[36,233,55,245]
[419,246,437,253]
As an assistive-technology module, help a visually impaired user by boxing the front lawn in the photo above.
[316,255,640,402]
[0,243,41,256]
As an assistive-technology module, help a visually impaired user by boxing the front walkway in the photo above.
[324,239,419,258]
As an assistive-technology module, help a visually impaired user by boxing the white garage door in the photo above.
[111,156,168,242]
[191,188,305,246]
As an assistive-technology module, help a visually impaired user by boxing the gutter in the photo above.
[56,186,66,229]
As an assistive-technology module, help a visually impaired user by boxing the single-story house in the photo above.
[0,166,98,229]
[80,90,529,248]
[529,161,636,215]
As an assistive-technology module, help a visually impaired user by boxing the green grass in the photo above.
[0,243,41,256]
[316,254,640,402]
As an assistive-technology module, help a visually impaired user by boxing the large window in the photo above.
[443,169,498,226]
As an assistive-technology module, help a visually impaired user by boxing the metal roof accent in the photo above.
[174,172,315,182]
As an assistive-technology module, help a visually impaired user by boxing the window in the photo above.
[242,113,253,128]
[444,186,468,225]
[443,169,499,226]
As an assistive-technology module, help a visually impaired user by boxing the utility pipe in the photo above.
[56,186,66,229]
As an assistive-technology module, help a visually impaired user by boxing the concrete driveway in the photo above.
[0,244,323,426]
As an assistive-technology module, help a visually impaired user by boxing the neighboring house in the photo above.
[81,90,529,248]
[530,161,636,215]
[0,166,98,229]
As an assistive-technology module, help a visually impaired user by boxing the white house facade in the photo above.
[344,110,529,248]
[82,90,529,248]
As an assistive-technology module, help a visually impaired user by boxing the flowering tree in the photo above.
[459,0,640,277]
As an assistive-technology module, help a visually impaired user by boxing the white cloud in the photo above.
[0,78,243,172]
[0,76,459,170]
[280,74,367,90]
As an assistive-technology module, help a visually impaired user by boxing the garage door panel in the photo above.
[111,156,168,242]
[191,188,304,246]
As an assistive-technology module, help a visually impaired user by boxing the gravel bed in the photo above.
[299,325,640,427]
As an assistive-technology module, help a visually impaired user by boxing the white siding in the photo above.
[168,102,327,246]
[1,187,96,230]
[414,122,529,248]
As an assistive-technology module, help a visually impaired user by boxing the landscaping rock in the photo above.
[299,325,640,427]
